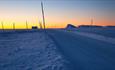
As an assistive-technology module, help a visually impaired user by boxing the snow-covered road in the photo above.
[72,31,115,44]
[0,31,72,70]
[47,29,115,70]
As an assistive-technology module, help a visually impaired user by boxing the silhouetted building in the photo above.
[32,26,38,29]
[66,24,77,29]
[78,25,103,28]
[106,26,115,28]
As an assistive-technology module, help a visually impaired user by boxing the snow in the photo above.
[71,31,115,45]
[68,27,115,38]
[1,28,115,70]
[47,29,115,70]
[65,27,115,44]
[0,31,71,70]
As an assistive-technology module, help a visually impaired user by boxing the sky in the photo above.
[0,0,115,29]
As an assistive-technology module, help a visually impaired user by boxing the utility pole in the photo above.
[39,21,42,29]
[91,18,93,26]
[13,22,15,30]
[41,1,46,29]
[26,21,28,29]
[1,22,4,30]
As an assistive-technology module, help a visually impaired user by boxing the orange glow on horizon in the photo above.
[0,16,115,29]
[0,0,115,29]
[0,20,115,29]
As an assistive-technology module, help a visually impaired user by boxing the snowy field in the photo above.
[71,31,115,44]
[47,29,115,70]
[66,27,115,44]
[0,30,72,70]
[68,27,115,38]
[0,28,115,70]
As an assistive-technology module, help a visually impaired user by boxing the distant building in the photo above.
[78,25,103,28]
[32,26,38,29]
[106,26,115,28]
[66,24,77,29]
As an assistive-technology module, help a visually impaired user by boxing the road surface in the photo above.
[47,29,115,70]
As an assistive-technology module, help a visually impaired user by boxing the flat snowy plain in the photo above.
[0,30,72,70]
[0,28,115,70]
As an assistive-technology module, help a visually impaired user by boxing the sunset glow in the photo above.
[0,0,115,29]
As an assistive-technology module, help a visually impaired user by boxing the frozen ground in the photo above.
[47,29,115,70]
[0,28,115,70]
[0,30,72,70]
[69,27,115,38]
[72,31,115,44]
[66,27,115,44]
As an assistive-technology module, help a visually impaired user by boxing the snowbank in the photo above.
[72,31,115,45]
[0,31,71,70]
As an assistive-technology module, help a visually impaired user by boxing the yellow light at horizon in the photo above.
[0,17,115,29]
